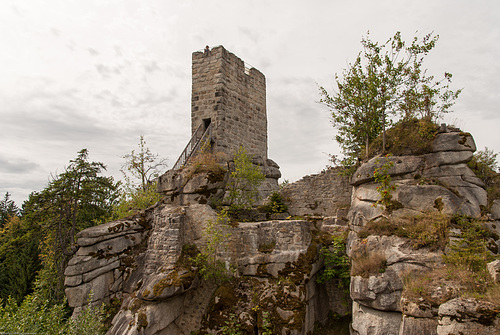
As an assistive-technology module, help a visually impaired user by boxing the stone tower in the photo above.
[191,45,268,160]
[158,46,280,204]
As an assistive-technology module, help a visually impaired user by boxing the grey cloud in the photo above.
[135,88,177,107]
[114,46,122,57]
[0,156,40,174]
[93,90,125,108]
[88,48,99,56]
[95,63,122,78]
[51,27,60,37]
[238,27,259,43]
[143,60,160,73]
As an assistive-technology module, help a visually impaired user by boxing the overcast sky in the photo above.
[1,0,499,206]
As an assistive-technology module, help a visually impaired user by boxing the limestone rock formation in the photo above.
[157,158,281,207]
[347,129,500,335]
[65,200,350,334]
[65,128,499,334]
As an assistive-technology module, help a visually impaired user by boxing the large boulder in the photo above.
[347,130,499,334]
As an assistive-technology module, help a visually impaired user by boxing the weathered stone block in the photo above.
[431,132,476,152]
[351,301,402,335]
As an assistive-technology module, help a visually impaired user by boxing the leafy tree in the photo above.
[107,136,167,221]
[320,31,461,161]
[23,149,119,302]
[121,135,168,192]
[0,215,41,304]
[467,147,500,207]
[227,146,265,210]
[193,209,233,283]
[317,234,350,291]
[0,290,107,334]
[33,149,119,257]
[0,293,68,334]
[108,182,162,221]
[0,192,20,228]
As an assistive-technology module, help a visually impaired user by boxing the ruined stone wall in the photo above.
[281,167,352,217]
[191,46,267,159]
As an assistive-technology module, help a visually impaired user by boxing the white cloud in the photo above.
[0,0,499,205]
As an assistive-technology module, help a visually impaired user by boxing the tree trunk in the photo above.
[365,135,370,159]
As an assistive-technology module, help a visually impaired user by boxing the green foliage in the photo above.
[67,298,107,335]
[279,179,289,189]
[372,155,397,210]
[0,290,107,335]
[22,149,119,303]
[219,313,243,335]
[28,149,119,256]
[403,215,499,303]
[468,147,500,206]
[266,192,288,215]
[0,216,41,305]
[261,311,273,335]
[0,192,20,228]
[369,118,439,157]
[227,146,265,210]
[443,216,495,273]
[108,181,162,221]
[319,31,461,161]
[0,293,68,334]
[192,209,233,283]
[121,135,168,192]
[317,234,350,291]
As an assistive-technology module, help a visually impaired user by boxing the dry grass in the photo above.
[351,249,387,278]
[402,265,500,307]
[183,151,227,181]
[358,212,449,250]
[401,268,457,306]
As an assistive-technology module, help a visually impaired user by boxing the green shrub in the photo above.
[227,146,265,210]
[317,234,350,290]
[369,118,439,157]
[109,182,162,220]
[372,155,398,210]
[265,192,288,215]
[192,209,234,283]
[0,290,107,335]
[467,147,500,207]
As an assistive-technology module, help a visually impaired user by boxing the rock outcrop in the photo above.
[65,128,499,334]
[157,157,281,207]
[65,202,350,334]
[347,129,500,335]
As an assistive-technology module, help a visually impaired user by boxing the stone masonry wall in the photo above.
[281,167,352,217]
[191,46,267,160]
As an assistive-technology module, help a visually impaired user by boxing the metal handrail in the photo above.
[172,123,212,170]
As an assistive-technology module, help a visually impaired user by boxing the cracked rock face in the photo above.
[348,131,486,229]
[347,130,499,335]
[65,202,350,334]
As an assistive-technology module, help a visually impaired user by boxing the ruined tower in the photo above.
[190,45,268,160]
[159,46,280,204]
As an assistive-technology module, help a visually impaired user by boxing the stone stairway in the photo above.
[172,122,212,170]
